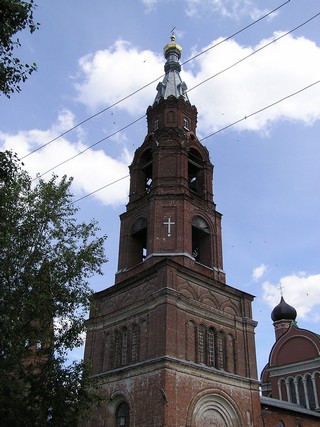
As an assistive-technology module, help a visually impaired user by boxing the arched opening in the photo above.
[306,374,316,410]
[278,378,287,401]
[288,377,297,403]
[191,215,211,267]
[140,149,153,193]
[188,148,204,193]
[189,392,241,427]
[297,376,306,407]
[130,217,147,265]
[116,402,130,427]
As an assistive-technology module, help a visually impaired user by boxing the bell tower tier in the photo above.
[116,94,225,284]
[82,35,261,427]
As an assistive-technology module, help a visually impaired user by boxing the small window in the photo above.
[183,118,190,130]
[154,118,159,131]
[277,421,285,427]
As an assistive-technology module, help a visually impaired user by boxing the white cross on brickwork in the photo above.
[163,218,175,237]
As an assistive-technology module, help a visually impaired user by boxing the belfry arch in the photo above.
[191,215,212,266]
[187,391,241,427]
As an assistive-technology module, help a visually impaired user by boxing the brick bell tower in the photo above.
[83,35,262,427]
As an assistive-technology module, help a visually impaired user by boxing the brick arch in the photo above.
[184,138,210,161]
[199,290,219,308]
[191,214,212,267]
[177,281,200,301]
[141,281,159,299]
[278,377,287,400]
[106,391,135,427]
[220,300,240,317]
[270,333,320,366]
[186,389,242,427]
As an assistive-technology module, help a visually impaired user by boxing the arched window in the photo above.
[131,217,147,265]
[191,216,211,267]
[277,421,285,427]
[131,324,139,363]
[306,374,316,410]
[208,327,216,367]
[297,376,306,407]
[185,320,196,362]
[226,333,236,373]
[288,377,297,403]
[121,328,128,366]
[188,148,203,193]
[278,378,287,401]
[114,330,121,368]
[217,331,226,370]
[116,402,130,427]
[197,324,206,364]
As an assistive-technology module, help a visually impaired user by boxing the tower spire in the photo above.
[154,34,189,103]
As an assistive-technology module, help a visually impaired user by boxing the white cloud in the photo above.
[0,111,130,207]
[252,264,267,281]
[262,272,320,321]
[185,0,271,20]
[187,33,320,134]
[75,40,164,114]
[74,34,320,135]
[140,0,160,13]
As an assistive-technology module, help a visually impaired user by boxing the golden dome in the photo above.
[164,34,182,54]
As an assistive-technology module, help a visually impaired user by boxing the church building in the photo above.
[81,36,320,427]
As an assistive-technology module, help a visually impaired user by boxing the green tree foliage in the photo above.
[0,151,107,426]
[0,0,39,97]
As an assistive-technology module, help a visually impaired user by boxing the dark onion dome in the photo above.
[271,296,297,322]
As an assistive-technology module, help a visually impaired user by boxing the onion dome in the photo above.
[154,34,189,103]
[271,296,297,322]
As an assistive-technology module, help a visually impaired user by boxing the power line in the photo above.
[187,12,320,95]
[21,0,290,161]
[71,79,320,204]
[33,115,145,181]
[182,0,291,66]
[32,10,320,180]
[72,174,130,205]
[200,79,320,141]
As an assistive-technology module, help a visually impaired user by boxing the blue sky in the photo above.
[1,0,320,375]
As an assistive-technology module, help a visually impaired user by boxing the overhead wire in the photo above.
[32,115,145,181]
[21,0,291,161]
[70,78,320,204]
[187,12,320,95]
[33,10,320,181]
